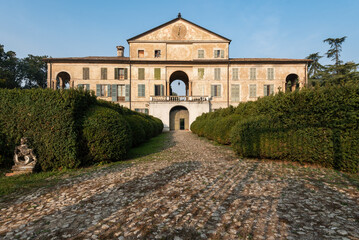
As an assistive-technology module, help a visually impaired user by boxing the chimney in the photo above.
[116,46,124,57]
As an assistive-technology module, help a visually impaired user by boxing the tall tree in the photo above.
[323,36,347,66]
[0,44,20,88]
[306,52,325,85]
[19,54,48,88]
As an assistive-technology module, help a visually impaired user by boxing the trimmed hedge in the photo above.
[82,106,132,162]
[0,89,163,171]
[191,84,359,173]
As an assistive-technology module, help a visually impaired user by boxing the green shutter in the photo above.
[221,50,224,58]
[213,50,216,58]
[218,85,221,97]
[270,84,274,94]
[211,85,215,97]
[107,85,111,97]
[96,84,101,97]
[154,68,161,80]
[198,68,204,79]
[138,84,145,97]
[85,84,90,91]
[160,84,164,96]
[138,68,145,80]
[125,84,130,101]
[112,84,118,101]
[124,68,128,79]
[114,68,119,79]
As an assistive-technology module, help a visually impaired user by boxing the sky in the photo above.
[1,0,358,65]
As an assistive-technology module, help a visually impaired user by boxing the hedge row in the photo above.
[191,84,359,173]
[0,88,163,171]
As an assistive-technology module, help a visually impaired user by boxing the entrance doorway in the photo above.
[170,106,189,130]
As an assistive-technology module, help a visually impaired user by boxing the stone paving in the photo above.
[0,131,358,240]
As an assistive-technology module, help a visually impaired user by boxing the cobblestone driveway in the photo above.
[0,131,358,239]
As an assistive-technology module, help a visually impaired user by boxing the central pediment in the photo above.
[127,15,231,43]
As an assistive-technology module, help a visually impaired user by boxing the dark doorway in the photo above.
[180,118,185,130]
[285,74,299,92]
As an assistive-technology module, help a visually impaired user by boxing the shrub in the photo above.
[82,106,132,163]
[124,115,146,147]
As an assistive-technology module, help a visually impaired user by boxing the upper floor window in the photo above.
[211,84,221,97]
[138,68,145,80]
[267,68,274,80]
[249,84,257,98]
[101,68,107,80]
[115,68,128,80]
[154,68,161,80]
[198,50,204,58]
[138,50,144,58]
[214,50,224,58]
[264,84,274,96]
[198,68,204,80]
[231,84,240,102]
[138,84,145,97]
[214,68,221,80]
[250,68,256,80]
[154,84,164,96]
[154,50,161,58]
[83,67,89,80]
[232,68,239,80]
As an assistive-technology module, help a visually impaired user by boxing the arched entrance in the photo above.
[56,72,71,89]
[170,106,189,130]
[169,71,189,96]
[285,74,299,92]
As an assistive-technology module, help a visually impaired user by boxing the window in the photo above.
[138,84,145,97]
[264,84,274,96]
[214,68,221,80]
[138,68,145,80]
[118,85,126,97]
[250,68,256,80]
[198,68,204,80]
[96,84,107,97]
[114,68,128,80]
[138,50,144,58]
[154,50,161,58]
[83,67,89,80]
[231,84,240,102]
[267,68,274,80]
[110,84,129,102]
[211,85,221,97]
[232,68,239,80]
[198,50,204,58]
[101,68,107,80]
[135,108,149,115]
[214,50,224,58]
[249,84,257,98]
[154,68,161,80]
[154,84,164,96]
[77,84,90,91]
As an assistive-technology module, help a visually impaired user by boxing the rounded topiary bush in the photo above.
[82,106,132,163]
[125,115,146,147]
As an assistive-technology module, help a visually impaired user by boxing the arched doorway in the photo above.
[56,72,71,89]
[170,106,189,130]
[169,71,189,96]
[285,74,299,92]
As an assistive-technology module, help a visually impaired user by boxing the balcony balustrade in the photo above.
[150,96,209,102]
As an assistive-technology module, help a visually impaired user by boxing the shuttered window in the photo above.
[267,68,274,80]
[250,68,256,80]
[154,84,164,96]
[198,68,204,80]
[231,84,240,102]
[249,84,257,98]
[96,84,107,97]
[264,84,274,96]
[211,85,221,97]
[138,84,145,97]
[114,68,128,80]
[138,68,145,80]
[214,50,224,58]
[83,67,89,80]
[135,109,149,114]
[214,68,221,80]
[198,50,204,58]
[154,68,161,80]
[101,68,107,80]
[232,68,239,80]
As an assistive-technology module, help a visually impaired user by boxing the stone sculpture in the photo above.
[7,137,37,176]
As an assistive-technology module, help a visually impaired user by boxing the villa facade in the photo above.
[45,14,310,131]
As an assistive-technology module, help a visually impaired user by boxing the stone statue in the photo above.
[6,138,37,176]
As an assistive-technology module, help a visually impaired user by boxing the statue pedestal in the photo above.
[6,165,35,176]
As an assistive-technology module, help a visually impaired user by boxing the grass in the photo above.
[0,132,170,199]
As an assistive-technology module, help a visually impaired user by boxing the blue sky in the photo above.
[1,0,358,66]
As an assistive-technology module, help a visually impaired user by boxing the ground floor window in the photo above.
[249,84,257,98]
[154,84,164,96]
[231,84,240,102]
[96,84,108,97]
[211,84,221,97]
[264,84,274,96]
[135,108,149,114]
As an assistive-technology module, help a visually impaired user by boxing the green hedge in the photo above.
[82,106,132,163]
[191,84,359,173]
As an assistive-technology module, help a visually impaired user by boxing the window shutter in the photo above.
[213,50,216,58]
[215,68,221,80]
[264,85,268,96]
[270,84,274,94]
[211,85,215,97]
[220,50,224,58]
[111,84,118,101]
[124,68,128,79]
[233,68,239,80]
[107,84,111,97]
[85,84,90,91]
[218,85,221,97]
[101,68,107,80]
[160,84,164,96]
[96,84,101,97]
[154,68,161,80]
[114,68,119,80]
[138,68,145,80]
[198,68,204,80]
[83,68,89,80]
[125,84,130,101]
[250,84,256,97]
[231,84,239,101]
[142,85,145,96]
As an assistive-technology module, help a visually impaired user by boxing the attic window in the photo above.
[154,50,161,58]
[138,50,144,58]
[214,50,224,58]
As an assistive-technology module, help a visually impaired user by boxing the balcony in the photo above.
[150,96,210,102]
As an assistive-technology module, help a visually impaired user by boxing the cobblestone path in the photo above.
[0,131,358,240]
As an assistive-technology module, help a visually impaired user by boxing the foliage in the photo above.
[191,84,359,173]
[323,36,347,65]
[0,44,20,88]
[82,106,132,163]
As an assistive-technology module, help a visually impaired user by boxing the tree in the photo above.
[306,52,325,86]
[323,36,347,66]
[0,44,20,88]
[19,54,48,88]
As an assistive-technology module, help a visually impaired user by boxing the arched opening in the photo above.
[169,71,189,96]
[285,74,299,92]
[170,106,189,131]
[56,72,71,90]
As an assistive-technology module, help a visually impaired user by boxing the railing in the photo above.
[150,96,210,102]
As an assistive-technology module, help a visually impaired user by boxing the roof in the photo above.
[43,56,130,63]
[127,13,231,43]
[229,58,312,63]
